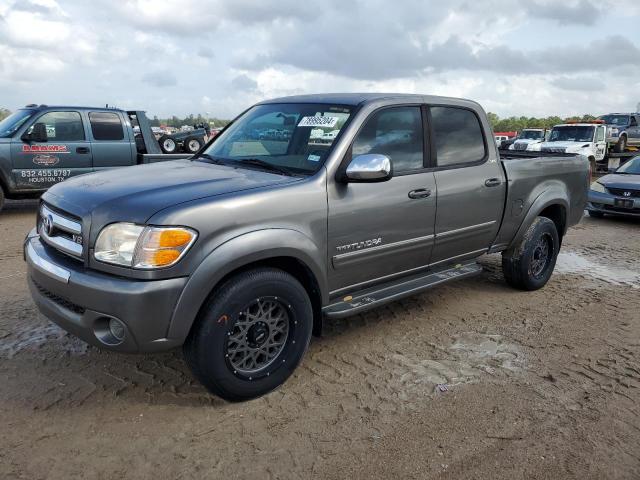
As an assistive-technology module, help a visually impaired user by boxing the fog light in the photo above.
[109,318,126,341]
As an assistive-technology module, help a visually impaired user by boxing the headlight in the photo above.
[590,181,605,193]
[94,223,197,269]
[508,144,514,150]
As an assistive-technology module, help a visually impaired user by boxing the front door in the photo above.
[595,125,607,161]
[626,115,640,146]
[327,105,436,296]
[428,105,506,266]
[11,110,93,190]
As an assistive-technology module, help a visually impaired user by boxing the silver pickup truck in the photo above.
[24,94,588,401]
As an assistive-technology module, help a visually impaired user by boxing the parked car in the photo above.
[0,105,192,211]
[540,122,607,168]
[508,128,548,151]
[587,155,640,218]
[597,113,640,153]
[494,135,509,147]
[24,93,588,401]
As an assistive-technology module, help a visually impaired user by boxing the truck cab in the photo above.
[0,105,188,211]
[508,128,547,151]
[540,122,607,165]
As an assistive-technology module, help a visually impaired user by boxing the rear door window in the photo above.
[89,112,125,141]
[430,106,486,167]
[29,111,85,141]
[352,106,424,173]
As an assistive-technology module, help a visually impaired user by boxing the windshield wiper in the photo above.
[193,153,228,165]
[236,158,294,176]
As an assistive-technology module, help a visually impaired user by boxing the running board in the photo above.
[323,262,483,319]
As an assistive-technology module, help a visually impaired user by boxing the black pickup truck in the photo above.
[0,105,193,211]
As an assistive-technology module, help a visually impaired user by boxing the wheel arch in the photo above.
[167,229,328,342]
[508,190,569,250]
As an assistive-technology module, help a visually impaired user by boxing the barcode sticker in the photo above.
[298,116,339,128]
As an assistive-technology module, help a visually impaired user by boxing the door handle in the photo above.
[408,188,432,199]
[484,178,501,187]
[76,147,90,154]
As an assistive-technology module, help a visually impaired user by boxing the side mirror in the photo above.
[22,122,48,143]
[345,154,392,182]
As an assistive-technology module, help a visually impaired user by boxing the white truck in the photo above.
[540,122,607,168]
[508,128,547,152]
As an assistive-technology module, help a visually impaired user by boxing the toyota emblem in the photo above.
[42,214,54,236]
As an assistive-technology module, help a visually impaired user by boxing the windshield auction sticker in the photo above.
[298,116,339,128]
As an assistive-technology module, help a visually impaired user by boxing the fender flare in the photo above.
[508,187,569,250]
[166,228,327,341]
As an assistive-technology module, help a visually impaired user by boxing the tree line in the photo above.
[487,112,597,132]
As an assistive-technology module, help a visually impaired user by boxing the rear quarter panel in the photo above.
[493,154,588,249]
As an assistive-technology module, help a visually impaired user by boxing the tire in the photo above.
[501,217,560,291]
[158,135,178,154]
[185,136,203,154]
[614,135,627,153]
[588,210,604,218]
[184,268,313,402]
[0,186,4,213]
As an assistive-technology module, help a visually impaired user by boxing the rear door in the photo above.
[327,105,437,295]
[10,110,93,190]
[88,111,135,169]
[428,105,506,266]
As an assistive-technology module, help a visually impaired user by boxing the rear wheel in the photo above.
[185,136,203,154]
[184,268,313,401]
[158,135,178,154]
[502,217,560,291]
[614,135,627,153]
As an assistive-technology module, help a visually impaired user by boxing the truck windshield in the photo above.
[201,103,353,175]
[599,115,629,126]
[0,109,35,138]
[549,126,595,143]
[520,130,543,140]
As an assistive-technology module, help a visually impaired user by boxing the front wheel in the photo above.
[614,135,627,153]
[502,217,560,291]
[184,268,313,401]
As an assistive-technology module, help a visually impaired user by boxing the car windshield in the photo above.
[202,103,354,176]
[548,126,594,143]
[616,156,640,175]
[520,130,543,140]
[599,115,630,126]
[0,109,35,138]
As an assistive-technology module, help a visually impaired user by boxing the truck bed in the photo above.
[492,152,589,250]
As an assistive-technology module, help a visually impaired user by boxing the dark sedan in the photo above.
[588,156,640,218]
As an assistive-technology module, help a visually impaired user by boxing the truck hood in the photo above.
[597,173,640,190]
[43,159,300,225]
[514,139,542,144]
[541,141,591,151]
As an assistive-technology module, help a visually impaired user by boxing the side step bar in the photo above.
[323,262,483,319]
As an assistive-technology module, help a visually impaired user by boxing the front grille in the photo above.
[542,147,567,154]
[514,143,528,151]
[606,187,640,198]
[32,278,86,314]
[38,203,84,260]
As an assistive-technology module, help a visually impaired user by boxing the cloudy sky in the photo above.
[1,0,639,119]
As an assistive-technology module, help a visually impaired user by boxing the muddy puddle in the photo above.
[391,332,524,397]
[0,322,89,358]
[555,251,640,288]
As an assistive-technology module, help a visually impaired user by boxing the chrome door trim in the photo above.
[332,234,434,269]
[436,220,496,239]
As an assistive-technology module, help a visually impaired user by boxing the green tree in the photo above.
[0,108,11,121]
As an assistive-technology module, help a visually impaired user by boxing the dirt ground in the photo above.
[1,199,639,480]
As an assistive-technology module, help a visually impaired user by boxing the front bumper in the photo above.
[587,191,640,217]
[24,230,188,353]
